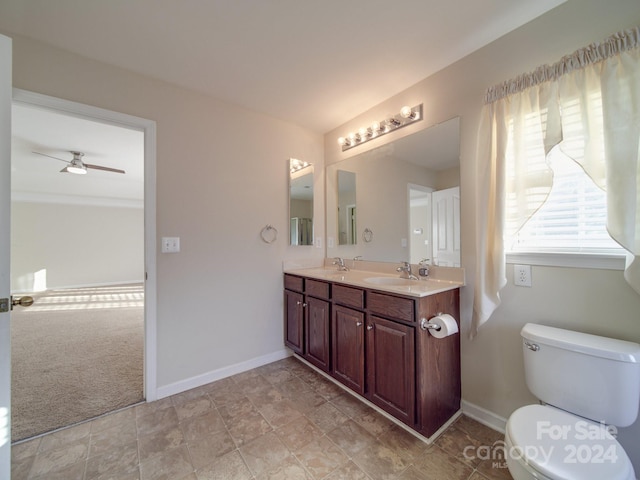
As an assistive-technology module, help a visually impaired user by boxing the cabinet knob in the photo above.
[356,321,363,326]
[367,324,374,330]
[296,301,307,307]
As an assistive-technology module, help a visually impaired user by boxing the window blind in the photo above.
[506,91,623,254]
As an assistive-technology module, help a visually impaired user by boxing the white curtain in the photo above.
[473,27,640,337]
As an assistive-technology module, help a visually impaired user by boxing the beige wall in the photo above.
[4,30,325,391]
[326,0,640,472]
[11,202,144,291]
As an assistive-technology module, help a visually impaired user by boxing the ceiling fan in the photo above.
[33,151,126,175]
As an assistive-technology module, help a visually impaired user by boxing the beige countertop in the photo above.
[283,266,464,298]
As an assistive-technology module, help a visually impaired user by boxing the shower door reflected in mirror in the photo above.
[289,159,314,246]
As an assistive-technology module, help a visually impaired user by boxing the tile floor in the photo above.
[11,356,513,480]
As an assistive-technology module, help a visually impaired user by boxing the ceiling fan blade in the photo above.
[33,151,70,164]
[85,163,126,174]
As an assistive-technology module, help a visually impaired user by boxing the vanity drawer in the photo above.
[284,274,304,293]
[333,284,365,309]
[306,279,330,300]
[368,292,414,323]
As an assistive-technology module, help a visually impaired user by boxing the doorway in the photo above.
[10,90,157,440]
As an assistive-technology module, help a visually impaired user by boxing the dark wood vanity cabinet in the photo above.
[284,275,331,372]
[415,288,461,437]
[284,277,304,355]
[332,304,366,395]
[284,273,461,439]
[366,315,415,426]
[304,282,331,372]
[331,284,367,394]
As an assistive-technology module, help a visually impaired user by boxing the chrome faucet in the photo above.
[332,257,349,271]
[397,261,418,280]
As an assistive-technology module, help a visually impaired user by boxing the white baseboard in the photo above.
[155,348,291,399]
[461,399,508,434]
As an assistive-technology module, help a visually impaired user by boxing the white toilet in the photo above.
[505,323,640,480]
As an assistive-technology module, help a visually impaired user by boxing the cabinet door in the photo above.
[366,316,415,426]
[305,296,330,372]
[332,305,365,395]
[284,289,304,354]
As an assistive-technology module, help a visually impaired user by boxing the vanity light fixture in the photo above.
[290,158,310,174]
[337,104,423,151]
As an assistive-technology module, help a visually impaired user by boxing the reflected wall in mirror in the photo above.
[289,159,314,246]
[326,117,460,265]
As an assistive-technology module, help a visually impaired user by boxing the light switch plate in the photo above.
[161,237,180,253]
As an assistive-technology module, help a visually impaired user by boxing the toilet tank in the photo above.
[521,323,640,427]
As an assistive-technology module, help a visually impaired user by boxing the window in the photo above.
[509,146,622,253]
[504,92,625,268]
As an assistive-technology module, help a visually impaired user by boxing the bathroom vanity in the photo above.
[283,265,462,439]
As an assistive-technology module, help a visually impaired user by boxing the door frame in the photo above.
[12,89,158,402]
[1,32,12,477]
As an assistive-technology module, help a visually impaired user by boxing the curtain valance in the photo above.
[484,26,640,104]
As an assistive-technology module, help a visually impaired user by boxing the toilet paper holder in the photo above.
[420,313,443,331]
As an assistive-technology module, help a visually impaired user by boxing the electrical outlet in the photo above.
[514,264,532,287]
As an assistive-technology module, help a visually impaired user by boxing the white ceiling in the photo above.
[2,1,565,204]
[0,0,565,133]
[11,104,144,206]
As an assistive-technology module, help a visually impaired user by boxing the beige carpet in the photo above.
[10,284,144,442]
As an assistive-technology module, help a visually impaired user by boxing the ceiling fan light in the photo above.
[66,165,87,175]
[65,157,88,174]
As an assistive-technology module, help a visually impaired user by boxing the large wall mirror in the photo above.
[326,117,460,266]
[289,158,314,246]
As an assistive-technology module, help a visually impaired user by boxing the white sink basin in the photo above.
[364,276,416,286]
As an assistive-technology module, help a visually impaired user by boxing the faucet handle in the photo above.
[396,261,410,273]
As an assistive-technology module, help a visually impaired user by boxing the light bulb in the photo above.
[371,121,381,133]
[358,127,369,139]
[338,137,347,146]
[400,106,413,118]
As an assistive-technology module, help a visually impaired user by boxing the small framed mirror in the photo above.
[337,170,356,245]
[289,158,314,246]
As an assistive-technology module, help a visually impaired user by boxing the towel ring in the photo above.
[260,224,278,244]
[362,228,373,243]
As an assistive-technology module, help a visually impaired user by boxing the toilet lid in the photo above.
[506,405,634,480]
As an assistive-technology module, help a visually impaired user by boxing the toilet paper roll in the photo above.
[427,314,459,338]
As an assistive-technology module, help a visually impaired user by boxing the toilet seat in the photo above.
[505,405,635,480]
